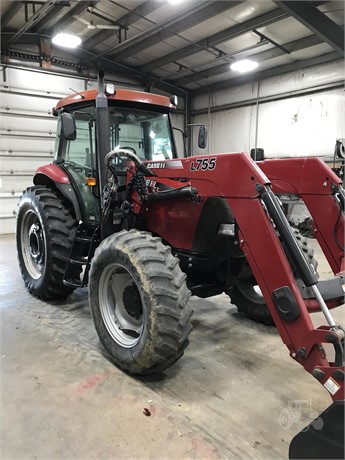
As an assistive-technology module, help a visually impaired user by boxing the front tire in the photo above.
[16,186,79,299]
[89,229,193,375]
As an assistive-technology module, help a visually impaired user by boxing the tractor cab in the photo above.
[52,88,178,224]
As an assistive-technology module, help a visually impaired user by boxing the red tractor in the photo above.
[16,72,344,458]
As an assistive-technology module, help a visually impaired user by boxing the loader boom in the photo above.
[133,153,344,404]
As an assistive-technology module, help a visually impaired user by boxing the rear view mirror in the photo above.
[61,112,76,140]
[198,125,207,149]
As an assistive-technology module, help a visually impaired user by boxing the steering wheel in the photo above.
[120,146,137,155]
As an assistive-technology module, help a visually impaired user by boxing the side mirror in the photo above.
[61,112,76,140]
[198,125,207,149]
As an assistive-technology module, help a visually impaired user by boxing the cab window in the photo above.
[109,109,175,161]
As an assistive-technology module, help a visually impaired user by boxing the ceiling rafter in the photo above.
[140,8,288,73]
[5,0,61,46]
[46,0,100,36]
[1,2,23,27]
[191,51,342,96]
[83,0,162,50]
[274,1,344,55]
[170,34,324,86]
[31,1,72,33]
[1,30,187,98]
[90,1,243,62]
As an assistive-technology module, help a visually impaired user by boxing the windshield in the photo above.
[109,108,175,161]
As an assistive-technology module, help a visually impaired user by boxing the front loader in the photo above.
[16,72,344,459]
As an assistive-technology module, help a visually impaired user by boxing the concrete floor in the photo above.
[0,234,343,460]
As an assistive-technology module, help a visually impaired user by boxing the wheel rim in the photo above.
[99,263,144,348]
[237,281,265,304]
[21,210,45,279]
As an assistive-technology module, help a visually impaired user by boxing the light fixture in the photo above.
[105,84,115,95]
[52,33,82,49]
[168,0,184,4]
[230,59,259,73]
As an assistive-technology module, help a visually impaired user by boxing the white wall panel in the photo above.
[193,81,256,112]
[193,106,254,156]
[4,67,84,95]
[191,60,345,159]
[1,93,58,114]
[0,67,86,234]
[0,136,55,153]
[259,60,345,99]
[192,61,344,112]
[0,114,56,134]
[257,88,344,157]
[0,156,52,173]
[192,87,344,158]
[0,175,33,193]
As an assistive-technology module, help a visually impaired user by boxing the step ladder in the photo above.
[63,223,100,288]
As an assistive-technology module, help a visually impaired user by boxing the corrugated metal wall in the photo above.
[1,68,60,234]
[191,60,345,158]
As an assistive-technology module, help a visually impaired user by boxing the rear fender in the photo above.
[33,164,82,221]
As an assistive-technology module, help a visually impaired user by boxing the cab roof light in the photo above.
[105,84,116,95]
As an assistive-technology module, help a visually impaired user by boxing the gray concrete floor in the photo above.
[0,234,343,460]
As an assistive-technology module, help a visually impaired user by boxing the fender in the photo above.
[33,164,82,221]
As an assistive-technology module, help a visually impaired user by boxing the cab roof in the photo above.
[54,88,176,112]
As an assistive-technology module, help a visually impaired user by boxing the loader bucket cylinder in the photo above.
[289,401,344,459]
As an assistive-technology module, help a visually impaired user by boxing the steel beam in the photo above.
[170,35,323,86]
[1,2,23,27]
[46,0,99,36]
[140,8,288,72]
[1,30,40,46]
[274,1,344,54]
[31,2,71,32]
[91,1,242,62]
[83,0,162,50]
[191,52,342,96]
[5,0,60,46]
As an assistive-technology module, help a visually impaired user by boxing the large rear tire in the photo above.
[89,229,193,375]
[16,186,79,300]
[229,229,319,325]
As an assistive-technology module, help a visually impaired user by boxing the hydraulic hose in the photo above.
[145,186,197,202]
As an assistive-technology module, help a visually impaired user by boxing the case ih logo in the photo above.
[146,160,183,169]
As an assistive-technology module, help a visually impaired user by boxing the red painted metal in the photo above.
[54,89,175,112]
[34,164,70,184]
[143,153,269,249]
[134,153,344,403]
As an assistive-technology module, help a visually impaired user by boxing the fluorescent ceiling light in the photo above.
[52,33,82,49]
[230,59,259,73]
[169,0,184,4]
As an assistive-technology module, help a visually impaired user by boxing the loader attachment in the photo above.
[289,401,345,459]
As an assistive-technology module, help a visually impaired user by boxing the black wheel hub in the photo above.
[123,284,142,319]
[28,223,44,265]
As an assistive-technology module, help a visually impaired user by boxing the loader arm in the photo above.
[135,152,344,459]
[259,157,344,274]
